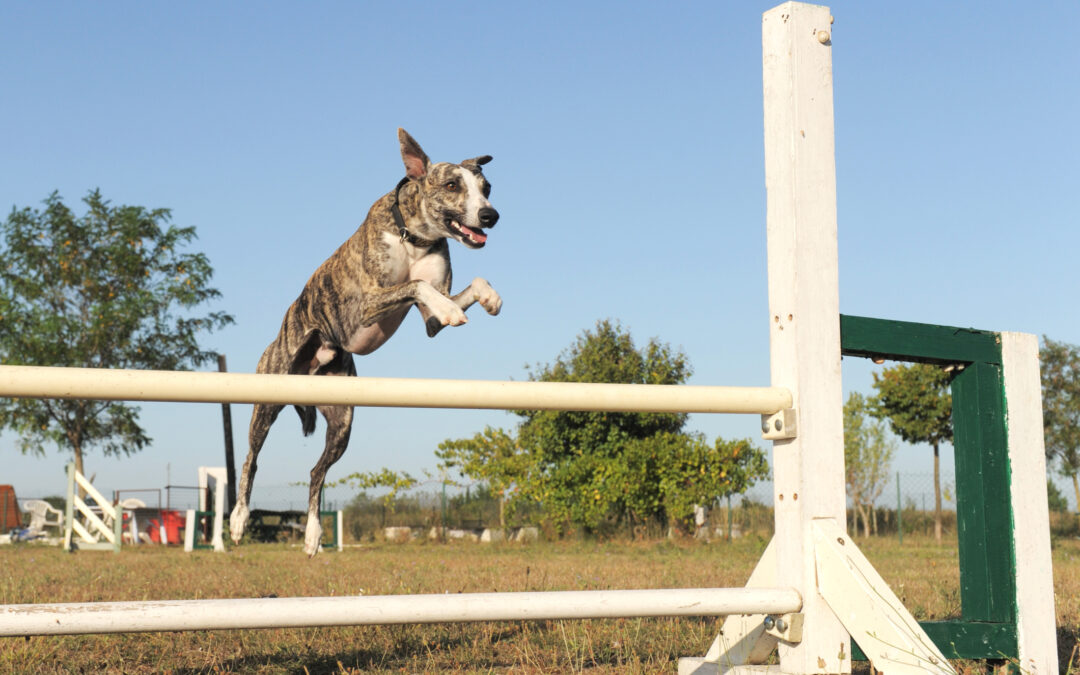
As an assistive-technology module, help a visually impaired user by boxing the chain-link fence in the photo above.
[714,472,959,540]
[242,471,1080,542]
[11,470,1075,543]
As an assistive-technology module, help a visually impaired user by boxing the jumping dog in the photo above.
[229,129,502,556]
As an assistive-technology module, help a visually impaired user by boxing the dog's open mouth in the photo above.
[447,219,488,248]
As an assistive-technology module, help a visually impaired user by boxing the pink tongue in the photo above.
[468,228,487,244]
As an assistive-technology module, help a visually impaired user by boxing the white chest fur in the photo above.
[343,233,450,355]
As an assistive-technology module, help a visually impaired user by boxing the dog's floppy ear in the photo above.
[462,155,493,170]
[398,128,430,179]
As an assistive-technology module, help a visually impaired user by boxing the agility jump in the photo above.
[0,3,1056,673]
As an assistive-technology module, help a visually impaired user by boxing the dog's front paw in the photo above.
[443,306,468,326]
[471,278,502,316]
[434,297,468,327]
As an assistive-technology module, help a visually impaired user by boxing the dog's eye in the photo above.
[444,181,458,191]
[482,183,491,198]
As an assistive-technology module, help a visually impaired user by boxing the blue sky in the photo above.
[2,2,1078,505]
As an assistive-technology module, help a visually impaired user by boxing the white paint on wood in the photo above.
[183,510,195,552]
[64,464,121,550]
[0,364,790,415]
[0,587,803,636]
[73,498,114,544]
[701,537,780,666]
[680,659,782,675]
[70,519,99,546]
[812,520,954,674]
[1001,332,1059,674]
[762,2,849,671]
[198,467,228,552]
[680,662,783,675]
[336,511,344,552]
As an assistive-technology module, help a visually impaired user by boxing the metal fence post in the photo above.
[896,471,903,545]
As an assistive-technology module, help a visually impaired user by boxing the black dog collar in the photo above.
[390,177,437,247]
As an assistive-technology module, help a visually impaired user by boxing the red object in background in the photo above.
[147,510,184,544]
[0,486,21,531]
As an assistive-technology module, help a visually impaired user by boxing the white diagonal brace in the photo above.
[812,519,955,675]
[703,537,782,667]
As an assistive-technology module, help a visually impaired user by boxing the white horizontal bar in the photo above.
[0,365,791,414]
[0,587,801,636]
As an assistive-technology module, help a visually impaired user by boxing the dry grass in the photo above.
[0,534,1076,674]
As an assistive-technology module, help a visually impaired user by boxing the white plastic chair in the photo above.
[22,500,63,536]
[98,498,146,545]
[118,498,146,544]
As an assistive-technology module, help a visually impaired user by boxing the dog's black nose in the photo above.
[479,207,499,227]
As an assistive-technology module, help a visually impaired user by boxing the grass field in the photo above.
[1,535,1078,674]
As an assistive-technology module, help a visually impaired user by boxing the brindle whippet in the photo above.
[229,129,501,556]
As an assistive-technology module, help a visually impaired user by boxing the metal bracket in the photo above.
[762,612,804,642]
[760,408,797,440]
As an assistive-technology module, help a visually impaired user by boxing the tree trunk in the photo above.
[1072,472,1080,532]
[933,442,943,543]
[871,504,879,535]
[498,494,506,529]
[73,439,87,499]
[848,487,862,536]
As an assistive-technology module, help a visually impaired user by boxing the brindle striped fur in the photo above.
[230,129,501,556]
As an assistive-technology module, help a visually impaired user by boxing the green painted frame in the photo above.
[190,510,216,550]
[840,315,1018,660]
[319,510,339,550]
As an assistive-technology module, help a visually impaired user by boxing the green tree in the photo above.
[437,426,530,528]
[445,319,770,535]
[1040,336,1080,525]
[329,468,419,508]
[649,432,768,534]
[1047,479,1069,514]
[0,191,233,478]
[871,363,952,542]
[514,320,689,532]
[843,392,896,537]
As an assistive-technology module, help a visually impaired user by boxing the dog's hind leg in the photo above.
[230,402,284,545]
[303,402,353,557]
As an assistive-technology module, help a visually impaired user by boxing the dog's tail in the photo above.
[294,405,317,436]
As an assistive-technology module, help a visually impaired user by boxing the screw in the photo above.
[763,615,776,630]
[816,30,830,44]
[775,617,788,633]
[774,419,783,432]
[761,419,771,433]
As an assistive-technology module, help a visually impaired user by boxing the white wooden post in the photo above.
[1001,333,1059,675]
[128,510,139,545]
[197,467,228,552]
[336,511,344,552]
[63,463,76,552]
[183,510,196,552]
[112,499,123,553]
[763,2,849,672]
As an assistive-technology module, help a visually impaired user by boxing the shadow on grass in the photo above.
[171,625,528,674]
